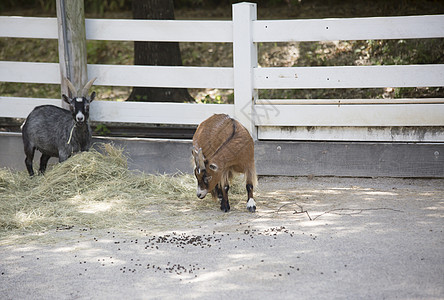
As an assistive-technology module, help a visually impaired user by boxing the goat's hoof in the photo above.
[220,204,230,213]
[247,198,256,213]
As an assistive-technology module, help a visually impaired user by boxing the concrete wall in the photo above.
[1,132,443,178]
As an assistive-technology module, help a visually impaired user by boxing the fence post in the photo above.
[232,2,258,140]
[56,0,88,108]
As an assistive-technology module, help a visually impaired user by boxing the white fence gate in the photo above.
[1,2,444,144]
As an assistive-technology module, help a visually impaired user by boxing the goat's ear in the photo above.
[89,91,96,102]
[62,94,70,105]
[209,163,218,171]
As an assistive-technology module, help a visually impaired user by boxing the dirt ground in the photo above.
[1,176,443,299]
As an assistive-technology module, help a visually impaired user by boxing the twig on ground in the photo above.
[293,208,312,221]
[269,202,402,222]
[311,208,404,221]
[276,203,312,220]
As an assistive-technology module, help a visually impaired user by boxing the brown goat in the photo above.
[192,114,257,212]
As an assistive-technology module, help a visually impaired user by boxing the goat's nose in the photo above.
[196,187,207,199]
[76,112,85,123]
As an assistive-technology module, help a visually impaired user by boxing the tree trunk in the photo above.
[127,0,194,102]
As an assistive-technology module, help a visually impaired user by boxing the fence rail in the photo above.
[0,17,58,39]
[254,103,444,127]
[0,61,233,88]
[1,2,444,142]
[253,15,444,42]
[3,14,444,42]
[2,62,443,90]
[255,65,444,89]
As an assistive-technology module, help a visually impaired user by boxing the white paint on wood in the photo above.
[0,62,233,88]
[85,19,232,42]
[254,15,444,42]
[0,17,232,42]
[254,65,444,89]
[0,61,60,84]
[254,104,444,127]
[0,96,234,125]
[232,2,258,138]
[3,14,443,43]
[258,126,444,142]
[7,62,436,92]
[88,64,233,88]
[0,97,61,118]
[256,98,444,105]
[5,62,441,91]
[0,16,58,39]
[89,101,234,124]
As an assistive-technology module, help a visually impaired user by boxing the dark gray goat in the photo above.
[22,77,97,176]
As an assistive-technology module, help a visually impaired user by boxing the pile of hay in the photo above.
[0,143,245,237]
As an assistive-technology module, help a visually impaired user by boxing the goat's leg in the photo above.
[39,154,51,175]
[220,184,230,213]
[58,149,70,163]
[215,184,223,202]
[246,183,256,212]
[24,142,35,176]
[211,184,223,202]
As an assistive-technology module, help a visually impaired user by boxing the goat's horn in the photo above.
[65,78,77,97]
[81,77,97,97]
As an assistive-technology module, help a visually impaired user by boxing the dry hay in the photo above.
[0,143,246,240]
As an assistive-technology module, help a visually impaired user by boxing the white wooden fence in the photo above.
[1,2,444,142]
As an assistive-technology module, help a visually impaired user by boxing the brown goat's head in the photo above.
[192,147,222,199]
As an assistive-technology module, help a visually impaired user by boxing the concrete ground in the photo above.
[1,177,443,299]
